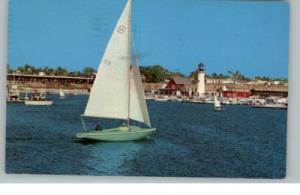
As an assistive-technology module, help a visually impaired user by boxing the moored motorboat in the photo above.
[251,103,287,110]
[24,100,53,106]
[24,90,53,106]
[154,95,169,102]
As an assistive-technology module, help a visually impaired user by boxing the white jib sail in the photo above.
[129,52,151,127]
[83,0,131,120]
[214,95,221,108]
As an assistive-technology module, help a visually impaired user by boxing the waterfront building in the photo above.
[222,90,251,98]
[7,73,93,90]
[38,72,46,76]
[161,76,196,96]
[206,78,234,84]
[143,82,165,94]
[250,88,288,97]
[247,79,268,85]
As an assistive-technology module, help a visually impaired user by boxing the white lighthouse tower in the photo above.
[197,63,205,98]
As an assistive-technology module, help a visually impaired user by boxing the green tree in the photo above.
[172,71,184,77]
[17,64,35,74]
[82,67,96,77]
[211,72,218,78]
[42,66,50,75]
[189,70,198,80]
[139,65,178,82]
[56,66,68,76]
[68,71,83,77]
[227,70,250,82]
[7,64,14,74]
[255,76,271,81]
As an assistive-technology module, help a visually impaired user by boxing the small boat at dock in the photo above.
[251,103,287,110]
[7,84,24,103]
[154,95,169,102]
[145,95,155,100]
[24,89,53,106]
[250,97,287,110]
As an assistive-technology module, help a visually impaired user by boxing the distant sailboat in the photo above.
[214,95,224,111]
[59,89,65,98]
[7,83,24,103]
[75,0,156,141]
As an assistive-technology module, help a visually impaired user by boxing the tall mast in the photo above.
[127,0,132,126]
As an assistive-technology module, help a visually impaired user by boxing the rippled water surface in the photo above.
[6,95,287,178]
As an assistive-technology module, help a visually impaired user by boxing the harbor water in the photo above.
[6,95,287,178]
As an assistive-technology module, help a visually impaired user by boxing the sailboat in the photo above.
[214,95,224,111]
[75,0,156,142]
[59,88,65,98]
[7,83,24,103]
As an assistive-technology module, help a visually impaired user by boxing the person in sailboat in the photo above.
[122,123,128,127]
[95,123,103,131]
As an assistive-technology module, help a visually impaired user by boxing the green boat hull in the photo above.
[75,126,156,142]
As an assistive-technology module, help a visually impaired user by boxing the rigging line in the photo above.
[80,116,87,131]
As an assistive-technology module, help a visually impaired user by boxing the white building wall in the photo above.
[197,71,205,97]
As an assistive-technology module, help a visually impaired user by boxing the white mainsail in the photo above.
[129,52,151,127]
[214,95,221,108]
[83,0,132,120]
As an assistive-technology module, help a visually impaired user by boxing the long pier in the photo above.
[7,73,94,90]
